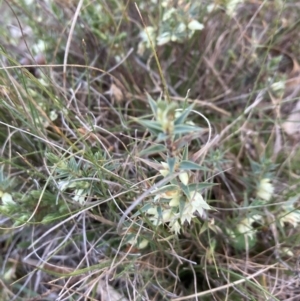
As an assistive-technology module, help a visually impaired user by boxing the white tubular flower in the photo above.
[162,7,176,21]
[32,40,47,53]
[226,0,243,17]
[279,210,300,228]
[159,162,170,177]
[176,22,186,34]
[137,238,149,249]
[0,191,15,205]
[139,26,156,47]
[257,178,274,201]
[180,191,210,224]
[157,32,171,46]
[127,237,149,249]
[147,207,174,226]
[187,20,204,31]
[137,26,156,55]
[281,247,294,257]
[154,186,181,206]
[169,193,180,207]
[72,189,86,205]
[180,202,195,224]
[57,180,75,191]
[170,220,181,235]
[236,215,262,239]
[279,195,300,228]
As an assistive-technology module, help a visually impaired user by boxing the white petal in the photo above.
[257,178,274,201]
[188,20,204,31]
[179,172,189,185]
[157,33,171,46]
[169,196,179,207]
[191,192,210,209]
[147,207,158,216]
[72,189,86,204]
[2,192,15,205]
[137,239,149,249]
[176,23,186,33]
[170,220,181,234]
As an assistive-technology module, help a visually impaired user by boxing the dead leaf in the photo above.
[77,127,99,143]
[282,100,300,138]
[97,279,129,301]
[109,83,125,103]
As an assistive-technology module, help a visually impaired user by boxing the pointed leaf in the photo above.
[188,183,217,191]
[156,132,169,142]
[150,184,178,195]
[140,144,167,156]
[165,102,178,116]
[179,182,190,199]
[131,202,154,218]
[146,93,157,116]
[182,145,189,161]
[136,119,163,133]
[178,196,186,215]
[174,103,194,125]
[179,160,210,171]
[174,124,202,135]
[167,157,176,173]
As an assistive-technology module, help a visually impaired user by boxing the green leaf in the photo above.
[178,196,186,218]
[157,206,163,220]
[174,103,194,125]
[0,166,16,191]
[146,93,157,116]
[140,144,167,156]
[135,119,163,133]
[182,145,189,161]
[188,182,217,191]
[249,158,261,175]
[45,152,61,164]
[131,202,154,218]
[167,157,176,173]
[179,160,210,171]
[164,101,178,116]
[156,132,169,142]
[42,214,59,224]
[173,124,202,135]
[151,184,179,195]
[180,182,190,199]
[231,231,257,251]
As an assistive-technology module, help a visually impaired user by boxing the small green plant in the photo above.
[138,2,204,55]
[119,93,213,249]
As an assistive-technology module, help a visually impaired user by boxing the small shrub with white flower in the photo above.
[226,158,278,251]
[123,94,213,248]
[0,167,17,214]
[138,2,204,55]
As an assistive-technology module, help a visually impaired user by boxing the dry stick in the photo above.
[234,0,268,48]
[134,55,179,97]
[0,63,127,83]
[171,95,231,116]
[203,56,230,93]
[134,3,171,103]
[63,0,84,90]
[172,263,278,301]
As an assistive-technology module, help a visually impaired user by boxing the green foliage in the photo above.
[120,93,212,239]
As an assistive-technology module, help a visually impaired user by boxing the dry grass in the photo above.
[1,0,300,300]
